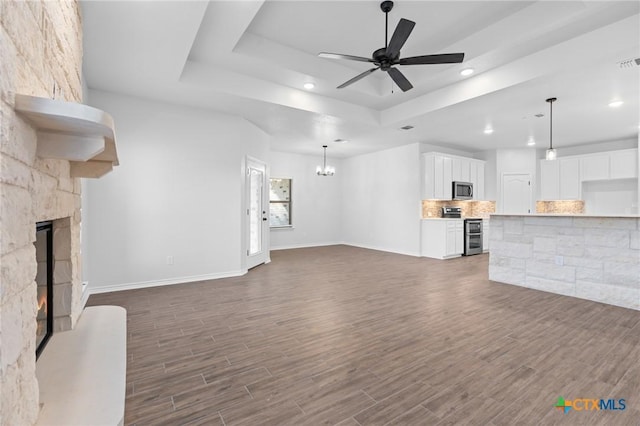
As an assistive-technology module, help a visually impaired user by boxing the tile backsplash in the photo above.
[422,200,496,218]
[536,200,585,214]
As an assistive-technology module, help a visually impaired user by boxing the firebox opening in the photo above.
[35,221,54,359]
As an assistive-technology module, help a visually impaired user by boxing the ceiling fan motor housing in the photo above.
[373,47,399,70]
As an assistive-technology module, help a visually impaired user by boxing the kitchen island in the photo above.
[489,214,640,311]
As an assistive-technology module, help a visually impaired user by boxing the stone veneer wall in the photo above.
[489,215,640,311]
[1,2,83,425]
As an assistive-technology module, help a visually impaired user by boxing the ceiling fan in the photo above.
[318,1,465,92]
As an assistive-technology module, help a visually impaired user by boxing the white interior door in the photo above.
[246,158,268,269]
[501,173,532,214]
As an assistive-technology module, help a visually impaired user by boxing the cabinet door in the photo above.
[433,155,444,199]
[471,161,485,200]
[459,158,470,182]
[443,156,453,199]
[451,158,461,181]
[580,154,609,181]
[445,221,457,256]
[540,159,560,200]
[610,149,638,179]
[423,154,435,199]
[455,221,464,254]
[559,158,580,200]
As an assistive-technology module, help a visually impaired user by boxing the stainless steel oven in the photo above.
[464,218,483,256]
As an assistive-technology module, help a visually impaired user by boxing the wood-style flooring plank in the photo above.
[87,245,640,425]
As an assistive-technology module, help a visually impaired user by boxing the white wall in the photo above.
[84,90,270,292]
[269,151,343,249]
[342,143,422,256]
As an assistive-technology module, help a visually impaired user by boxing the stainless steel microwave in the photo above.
[452,181,473,200]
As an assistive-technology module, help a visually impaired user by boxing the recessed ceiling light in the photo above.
[303,82,315,90]
[527,139,536,146]
[608,100,623,108]
[333,138,348,143]
[483,127,494,135]
[460,68,474,76]
[400,125,414,130]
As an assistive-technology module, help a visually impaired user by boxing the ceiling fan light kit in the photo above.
[545,97,557,161]
[316,145,335,176]
[318,1,465,92]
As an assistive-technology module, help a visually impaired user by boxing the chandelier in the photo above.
[316,145,335,176]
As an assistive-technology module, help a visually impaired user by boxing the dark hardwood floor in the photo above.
[87,245,640,425]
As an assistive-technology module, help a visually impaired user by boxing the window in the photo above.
[269,178,292,227]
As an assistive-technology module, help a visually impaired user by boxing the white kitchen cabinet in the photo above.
[452,157,470,182]
[559,158,580,200]
[446,220,464,256]
[469,161,485,200]
[580,154,609,181]
[424,152,485,200]
[609,149,638,179]
[538,148,638,202]
[421,219,464,259]
[539,159,560,200]
[424,154,453,199]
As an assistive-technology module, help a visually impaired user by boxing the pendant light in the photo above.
[316,145,335,176]
[545,97,557,160]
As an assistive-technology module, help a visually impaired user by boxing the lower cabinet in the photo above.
[421,219,464,259]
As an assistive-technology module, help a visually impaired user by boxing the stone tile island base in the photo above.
[489,214,640,311]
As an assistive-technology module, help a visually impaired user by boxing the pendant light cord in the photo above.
[549,99,553,150]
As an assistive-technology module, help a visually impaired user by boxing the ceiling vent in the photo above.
[618,57,640,69]
[400,125,414,130]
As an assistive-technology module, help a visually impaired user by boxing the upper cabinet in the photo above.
[539,148,638,200]
[423,152,485,200]
[609,150,638,180]
[559,158,580,200]
[580,154,609,182]
[539,160,559,200]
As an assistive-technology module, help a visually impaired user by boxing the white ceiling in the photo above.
[81,0,640,158]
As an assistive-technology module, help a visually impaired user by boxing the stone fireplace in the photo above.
[1,1,85,424]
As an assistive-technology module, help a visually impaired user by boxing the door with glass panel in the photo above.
[246,157,268,269]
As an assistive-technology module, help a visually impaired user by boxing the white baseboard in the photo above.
[88,270,246,295]
[270,241,343,251]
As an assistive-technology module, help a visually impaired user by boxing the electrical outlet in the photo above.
[166,256,174,265]
[554,255,564,266]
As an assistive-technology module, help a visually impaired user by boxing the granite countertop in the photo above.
[490,213,640,218]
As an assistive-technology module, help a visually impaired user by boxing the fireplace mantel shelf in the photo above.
[14,94,119,178]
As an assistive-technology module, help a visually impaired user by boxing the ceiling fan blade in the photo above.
[318,52,374,63]
[337,67,380,89]
[387,67,413,92]
[386,18,415,58]
[398,53,465,65]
